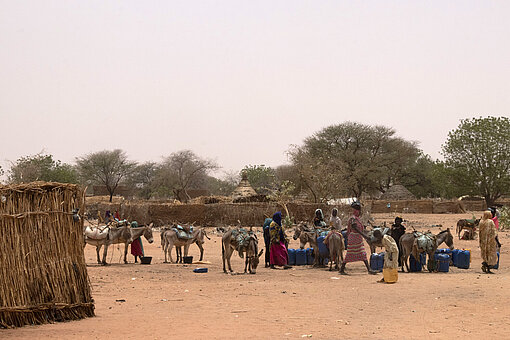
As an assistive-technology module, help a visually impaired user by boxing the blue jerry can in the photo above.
[288,248,296,266]
[409,254,422,272]
[306,248,314,265]
[295,249,307,265]
[317,236,330,259]
[434,253,450,272]
[451,249,460,267]
[456,250,470,269]
[370,253,384,272]
[493,252,500,270]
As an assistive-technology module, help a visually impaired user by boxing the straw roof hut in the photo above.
[380,184,416,200]
[0,182,94,328]
[231,171,258,201]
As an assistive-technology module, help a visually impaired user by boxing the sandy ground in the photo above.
[2,213,509,339]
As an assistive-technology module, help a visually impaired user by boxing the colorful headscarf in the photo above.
[263,218,272,229]
[272,212,282,227]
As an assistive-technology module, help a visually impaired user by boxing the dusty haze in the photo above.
[1,1,509,175]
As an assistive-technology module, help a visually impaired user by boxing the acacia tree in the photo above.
[8,154,78,184]
[442,116,510,206]
[290,122,420,200]
[76,149,137,202]
[127,161,158,199]
[155,150,218,202]
[242,165,276,195]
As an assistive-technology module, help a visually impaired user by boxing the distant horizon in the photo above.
[1,2,509,179]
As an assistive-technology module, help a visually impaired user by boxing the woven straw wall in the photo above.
[0,182,94,328]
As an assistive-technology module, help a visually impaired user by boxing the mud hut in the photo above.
[380,184,416,200]
[0,182,94,328]
[231,171,260,202]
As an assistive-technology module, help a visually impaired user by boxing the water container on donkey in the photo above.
[295,249,307,265]
[317,236,330,258]
[341,230,348,249]
[288,248,296,266]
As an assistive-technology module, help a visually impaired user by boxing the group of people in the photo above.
[262,202,402,279]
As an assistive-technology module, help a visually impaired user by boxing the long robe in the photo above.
[382,235,399,269]
[343,215,367,263]
[269,221,288,266]
[480,212,498,267]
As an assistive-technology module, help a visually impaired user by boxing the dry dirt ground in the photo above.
[2,213,510,339]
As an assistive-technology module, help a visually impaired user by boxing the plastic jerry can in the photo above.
[456,250,470,269]
[493,252,500,270]
[434,253,450,272]
[288,248,296,266]
[451,249,461,267]
[409,254,422,272]
[383,268,398,283]
[306,248,314,265]
[317,236,330,258]
[370,253,384,272]
[295,249,307,265]
[341,230,348,248]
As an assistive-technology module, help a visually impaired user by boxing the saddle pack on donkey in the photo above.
[231,228,252,256]
[172,225,194,240]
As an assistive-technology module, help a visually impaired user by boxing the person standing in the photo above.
[329,208,343,230]
[263,217,273,268]
[390,216,406,266]
[269,212,291,269]
[130,221,144,263]
[479,210,498,274]
[339,201,376,275]
[372,229,399,283]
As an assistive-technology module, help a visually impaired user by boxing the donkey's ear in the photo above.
[149,222,154,228]
[258,249,264,257]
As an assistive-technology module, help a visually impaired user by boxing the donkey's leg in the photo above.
[329,249,333,271]
[124,242,129,264]
[164,242,169,263]
[96,245,102,264]
[227,247,234,272]
[222,243,227,273]
[244,256,249,273]
[197,242,204,261]
[101,243,109,265]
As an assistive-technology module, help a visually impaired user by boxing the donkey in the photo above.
[222,228,263,274]
[325,231,345,271]
[292,223,319,266]
[399,228,454,272]
[85,222,154,265]
[365,226,390,254]
[456,219,480,240]
[177,228,210,262]
[161,227,210,263]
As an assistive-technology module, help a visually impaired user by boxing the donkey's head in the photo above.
[247,236,264,274]
[143,223,154,243]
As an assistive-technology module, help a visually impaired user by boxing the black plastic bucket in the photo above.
[183,256,193,264]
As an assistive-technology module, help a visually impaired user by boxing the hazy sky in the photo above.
[1,1,509,178]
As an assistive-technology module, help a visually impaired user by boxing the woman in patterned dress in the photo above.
[479,210,498,274]
[339,201,376,275]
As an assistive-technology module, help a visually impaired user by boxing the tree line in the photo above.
[3,116,510,206]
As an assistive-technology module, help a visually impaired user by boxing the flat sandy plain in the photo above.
[2,213,509,340]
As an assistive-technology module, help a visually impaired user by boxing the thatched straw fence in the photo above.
[0,182,94,328]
